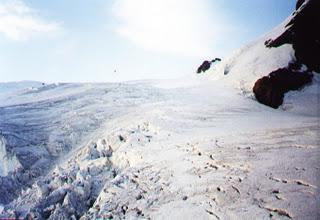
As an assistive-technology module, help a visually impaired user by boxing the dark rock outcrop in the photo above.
[253,67,313,108]
[265,0,320,72]
[255,0,317,108]
[197,61,211,74]
[296,0,305,9]
[212,58,221,63]
[197,58,221,74]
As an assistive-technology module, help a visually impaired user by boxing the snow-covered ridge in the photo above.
[0,81,44,98]
[202,0,319,112]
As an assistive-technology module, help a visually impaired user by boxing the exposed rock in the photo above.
[197,58,221,74]
[197,61,211,74]
[212,58,221,62]
[118,135,126,142]
[265,0,320,72]
[296,0,305,9]
[253,68,313,108]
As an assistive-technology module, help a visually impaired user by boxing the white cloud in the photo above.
[0,0,60,41]
[112,0,233,57]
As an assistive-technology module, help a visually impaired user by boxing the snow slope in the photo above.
[205,10,319,116]
[206,17,295,89]
[0,76,318,219]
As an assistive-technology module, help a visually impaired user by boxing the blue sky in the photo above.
[0,0,295,82]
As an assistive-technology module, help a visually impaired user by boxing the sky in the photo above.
[0,0,295,83]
